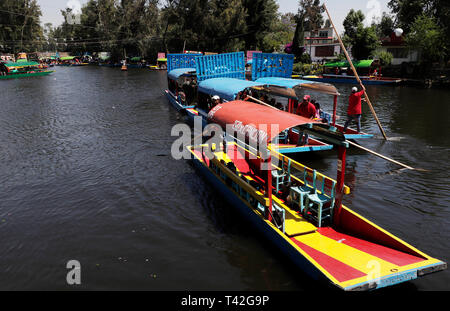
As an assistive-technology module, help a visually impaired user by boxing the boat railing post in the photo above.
[333,145,346,227]
[332,95,337,126]
[265,156,273,223]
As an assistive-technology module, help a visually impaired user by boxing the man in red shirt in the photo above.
[343,86,366,133]
[296,95,316,119]
[296,95,316,146]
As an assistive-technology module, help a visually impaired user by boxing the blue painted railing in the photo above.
[195,52,245,82]
[251,53,294,81]
[167,53,202,72]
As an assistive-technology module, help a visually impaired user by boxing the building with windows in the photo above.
[303,27,345,63]
[376,32,418,65]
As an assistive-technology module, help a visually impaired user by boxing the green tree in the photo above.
[388,0,449,61]
[205,0,247,52]
[291,10,305,60]
[50,0,161,60]
[388,0,429,33]
[405,14,446,64]
[260,13,295,52]
[300,0,324,31]
[0,0,44,53]
[163,0,211,52]
[242,0,279,50]
[342,9,365,39]
[343,9,380,60]
[374,12,395,37]
[372,50,393,66]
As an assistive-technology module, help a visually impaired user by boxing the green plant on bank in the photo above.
[371,50,393,66]
[293,62,323,75]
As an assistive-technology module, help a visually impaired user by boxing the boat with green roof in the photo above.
[0,61,54,80]
[299,60,402,85]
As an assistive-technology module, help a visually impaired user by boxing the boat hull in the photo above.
[164,89,195,112]
[0,71,54,80]
[188,144,446,290]
[190,154,331,285]
[149,65,167,71]
[300,76,402,85]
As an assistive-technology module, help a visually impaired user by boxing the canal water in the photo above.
[0,66,448,290]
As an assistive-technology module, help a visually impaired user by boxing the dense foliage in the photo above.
[0,0,44,53]
[1,0,449,64]
[342,9,380,61]
[388,0,449,62]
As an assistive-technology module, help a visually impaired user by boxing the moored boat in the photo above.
[188,78,334,154]
[0,61,54,80]
[300,60,402,85]
[149,53,168,70]
[186,100,447,290]
[253,77,373,140]
[301,74,402,85]
[165,53,202,111]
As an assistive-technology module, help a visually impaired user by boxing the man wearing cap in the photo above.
[344,86,366,133]
[209,95,221,110]
[296,95,316,119]
[295,95,316,146]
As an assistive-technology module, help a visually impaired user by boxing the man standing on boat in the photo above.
[296,95,316,145]
[344,86,366,133]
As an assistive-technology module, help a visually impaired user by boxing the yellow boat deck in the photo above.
[189,143,446,290]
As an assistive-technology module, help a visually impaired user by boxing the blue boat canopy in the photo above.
[198,77,264,101]
[168,67,196,80]
[255,77,340,96]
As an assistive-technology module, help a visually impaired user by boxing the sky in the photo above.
[38,0,391,34]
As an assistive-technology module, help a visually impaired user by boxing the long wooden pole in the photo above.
[246,95,279,110]
[323,4,388,140]
[347,140,417,170]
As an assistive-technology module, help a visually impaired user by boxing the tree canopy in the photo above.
[1,0,449,64]
[0,0,44,53]
[343,9,380,60]
[406,14,446,64]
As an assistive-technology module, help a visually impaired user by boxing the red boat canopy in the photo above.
[207,101,321,143]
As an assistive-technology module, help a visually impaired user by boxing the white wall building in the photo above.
[376,32,418,65]
[303,27,348,63]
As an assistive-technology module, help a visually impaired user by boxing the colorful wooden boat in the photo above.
[149,57,167,70]
[186,78,334,154]
[164,53,203,111]
[198,52,372,140]
[187,100,446,290]
[300,59,402,85]
[70,62,89,67]
[0,61,54,80]
[0,70,54,80]
[254,77,373,140]
[165,67,197,111]
[301,74,402,85]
